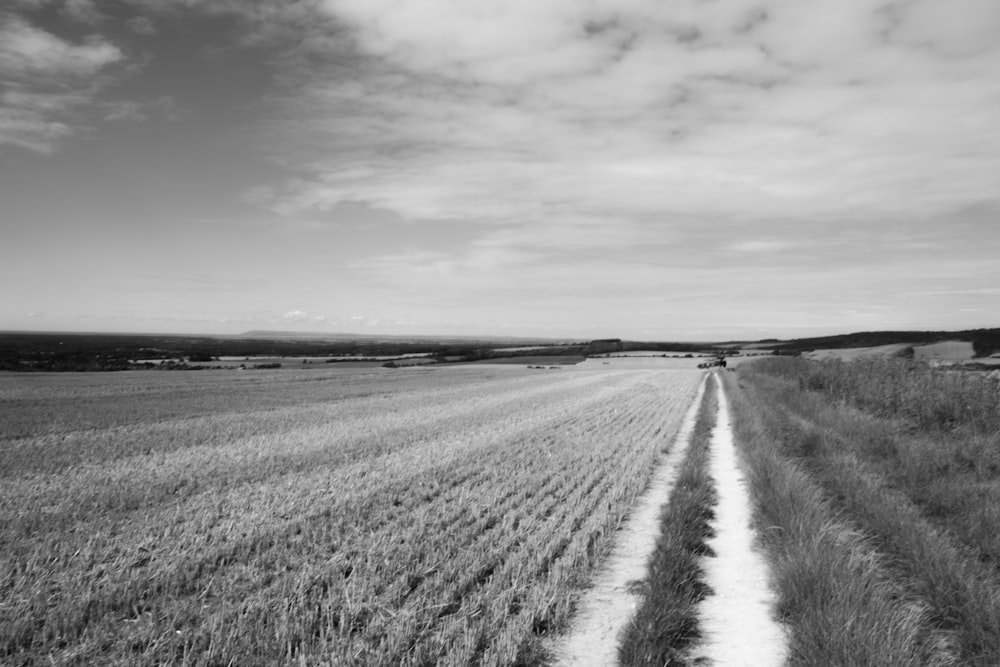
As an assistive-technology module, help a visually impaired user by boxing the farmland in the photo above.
[0,362,702,665]
[9,341,998,666]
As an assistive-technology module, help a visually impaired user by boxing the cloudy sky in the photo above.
[2,0,998,340]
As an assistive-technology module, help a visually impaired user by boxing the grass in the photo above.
[751,355,1000,434]
[0,365,702,665]
[721,370,953,665]
[747,357,1000,567]
[730,358,1000,665]
[617,372,717,666]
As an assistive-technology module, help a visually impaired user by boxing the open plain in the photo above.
[0,360,703,665]
[6,350,1000,666]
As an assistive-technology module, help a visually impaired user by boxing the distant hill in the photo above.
[3,328,999,372]
[240,330,365,339]
[238,330,572,346]
[764,328,1000,357]
[0,330,589,371]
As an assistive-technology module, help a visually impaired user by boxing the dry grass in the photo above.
[732,358,1000,665]
[750,356,1000,433]
[0,366,701,665]
[722,370,956,666]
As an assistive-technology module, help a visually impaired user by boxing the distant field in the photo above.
[0,364,701,665]
[804,343,913,361]
[804,340,989,365]
[454,354,587,366]
[913,340,975,361]
[575,356,705,370]
[590,351,697,358]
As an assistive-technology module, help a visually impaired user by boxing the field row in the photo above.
[1,366,702,665]
[0,366,595,440]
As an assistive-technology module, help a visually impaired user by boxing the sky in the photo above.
[2,0,999,341]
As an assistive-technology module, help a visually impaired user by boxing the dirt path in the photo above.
[691,374,787,665]
[549,375,707,666]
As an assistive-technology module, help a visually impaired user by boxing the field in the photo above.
[9,347,999,666]
[727,358,1000,665]
[0,362,702,665]
[803,340,1000,366]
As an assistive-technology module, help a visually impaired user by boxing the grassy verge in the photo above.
[734,360,1000,664]
[721,370,954,666]
[746,356,1000,566]
[749,355,1000,433]
[617,373,718,666]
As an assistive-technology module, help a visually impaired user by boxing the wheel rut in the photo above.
[690,374,787,665]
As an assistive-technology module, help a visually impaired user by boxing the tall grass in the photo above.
[617,372,718,666]
[721,371,954,666]
[733,359,1000,665]
[750,356,1000,434]
[748,357,1000,566]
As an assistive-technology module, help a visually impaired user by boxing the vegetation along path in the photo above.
[692,373,788,665]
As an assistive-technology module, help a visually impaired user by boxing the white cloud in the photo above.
[0,15,121,75]
[0,12,124,151]
[125,15,155,35]
[243,0,999,234]
[886,0,1000,57]
[281,310,327,324]
[4,0,997,338]
[61,0,103,24]
[103,95,183,122]
[725,240,800,255]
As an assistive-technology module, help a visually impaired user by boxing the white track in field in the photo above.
[691,374,788,665]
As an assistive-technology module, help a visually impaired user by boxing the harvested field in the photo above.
[551,374,707,666]
[0,364,702,665]
[913,339,975,362]
[454,354,586,366]
[803,343,912,361]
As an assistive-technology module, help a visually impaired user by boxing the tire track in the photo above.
[691,374,787,665]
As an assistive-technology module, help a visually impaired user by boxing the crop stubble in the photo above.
[0,365,701,665]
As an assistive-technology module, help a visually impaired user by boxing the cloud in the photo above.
[0,11,124,151]
[103,95,183,122]
[0,13,121,76]
[898,287,1000,298]
[61,0,103,24]
[125,15,155,35]
[724,240,800,255]
[884,0,1000,57]
[3,1,997,338]
[240,0,999,237]
[282,310,327,324]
